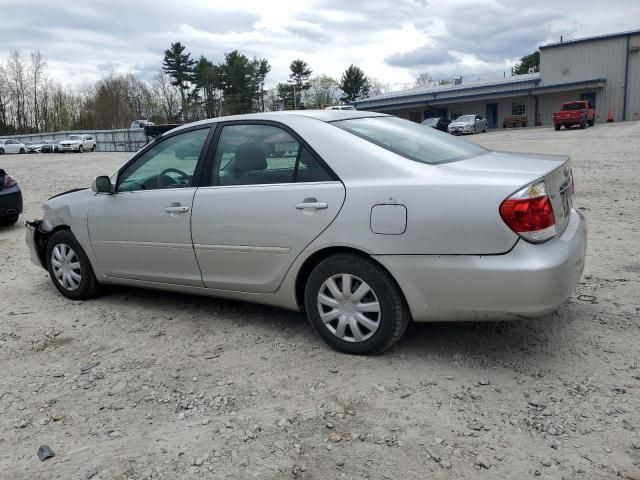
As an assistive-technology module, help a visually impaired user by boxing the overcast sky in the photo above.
[2,0,639,88]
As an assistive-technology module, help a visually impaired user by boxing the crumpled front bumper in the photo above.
[25,220,46,268]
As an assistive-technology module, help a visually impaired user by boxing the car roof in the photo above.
[170,110,389,134]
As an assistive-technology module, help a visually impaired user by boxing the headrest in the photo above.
[233,144,267,172]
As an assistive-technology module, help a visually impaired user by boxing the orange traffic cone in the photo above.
[607,111,614,122]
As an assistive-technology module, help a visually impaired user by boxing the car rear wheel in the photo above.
[91,145,96,152]
[304,253,409,355]
[46,230,99,300]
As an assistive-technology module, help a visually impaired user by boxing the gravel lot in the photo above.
[1,122,639,479]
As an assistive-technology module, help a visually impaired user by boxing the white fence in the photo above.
[3,129,148,152]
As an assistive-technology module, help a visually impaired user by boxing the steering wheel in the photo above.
[156,168,191,189]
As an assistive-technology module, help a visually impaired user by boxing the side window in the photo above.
[117,128,210,192]
[211,124,332,186]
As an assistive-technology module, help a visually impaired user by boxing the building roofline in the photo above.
[540,29,640,50]
[355,75,540,107]
[353,78,607,111]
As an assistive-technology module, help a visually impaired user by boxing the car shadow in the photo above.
[97,285,580,369]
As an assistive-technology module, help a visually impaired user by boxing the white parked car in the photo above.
[58,135,96,153]
[131,120,155,129]
[448,114,488,135]
[25,111,586,355]
[0,139,27,154]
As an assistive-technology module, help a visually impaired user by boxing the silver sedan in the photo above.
[25,110,586,354]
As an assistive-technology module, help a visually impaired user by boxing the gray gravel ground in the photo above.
[1,121,639,479]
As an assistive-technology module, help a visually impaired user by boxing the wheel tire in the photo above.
[91,145,96,152]
[19,148,25,154]
[579,121,586,129]
[78,145,84,153]
[483,125,487,133]
[46,230,100,300]
[589,119,594,127]
[304,253,409,355]
[0,148,4,154]
[554,124,561,131]
[0,214,19,226]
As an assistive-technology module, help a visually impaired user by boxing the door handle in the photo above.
[165,205,190,213]
[295,201,328,210]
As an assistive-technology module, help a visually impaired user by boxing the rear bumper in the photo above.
[374,209,587,322]
[0,187,23,216]
[554,117,584,125]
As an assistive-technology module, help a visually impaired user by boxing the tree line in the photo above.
[0,42,377,135]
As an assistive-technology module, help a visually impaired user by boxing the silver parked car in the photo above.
[448,114,488,134]
[25,111,586,354]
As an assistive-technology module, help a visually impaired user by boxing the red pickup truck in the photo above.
[553,101,595,130]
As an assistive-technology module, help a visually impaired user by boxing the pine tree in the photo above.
[339,65,370,103]
[162,42,195,120]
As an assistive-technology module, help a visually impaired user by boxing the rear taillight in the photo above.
[3,174,17,188]
[499,181,556,243]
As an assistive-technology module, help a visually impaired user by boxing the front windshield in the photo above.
[333,116,487,165]
[422,118,437,125]
[68,135,81,140]
[457,115,475,122]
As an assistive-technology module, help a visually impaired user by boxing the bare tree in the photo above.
[5,50,28,132]
[30,51,46,131]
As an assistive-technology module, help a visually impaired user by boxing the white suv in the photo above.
[58,135,97,153]
[0,139,27,154]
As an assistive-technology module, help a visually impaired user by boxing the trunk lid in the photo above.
[440,151,573,236]
[554,111,581,120]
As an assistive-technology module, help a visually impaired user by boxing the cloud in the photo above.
[385,44,454,67]
[0,0,639,89]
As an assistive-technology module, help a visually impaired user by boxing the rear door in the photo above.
[191,122,345,293]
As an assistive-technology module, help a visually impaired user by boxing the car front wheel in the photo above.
[78,145,84,153]
[46,230,100,300]
[304,253,409,355]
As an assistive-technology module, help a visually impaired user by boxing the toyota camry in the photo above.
[25,110,586,354]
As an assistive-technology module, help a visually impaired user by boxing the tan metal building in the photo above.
[354,29,640,126]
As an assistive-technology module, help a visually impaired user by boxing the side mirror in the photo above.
[92,176,113,193]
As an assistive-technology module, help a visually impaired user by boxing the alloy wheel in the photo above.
[51,243,82,291]
[317,273,381,342]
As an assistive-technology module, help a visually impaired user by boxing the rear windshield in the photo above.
[333,116,487,165]
[562,102,586,111]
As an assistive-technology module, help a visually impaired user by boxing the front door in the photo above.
[191,122,346,293]
[88,127,212,286]
[485,103,498,128]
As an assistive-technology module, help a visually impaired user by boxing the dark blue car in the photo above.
[0,168,22,226]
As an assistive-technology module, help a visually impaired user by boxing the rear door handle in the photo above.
[165,205,190,213]
[295,201,328,210]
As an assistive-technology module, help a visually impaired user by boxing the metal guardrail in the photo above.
[1,128,148,152]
